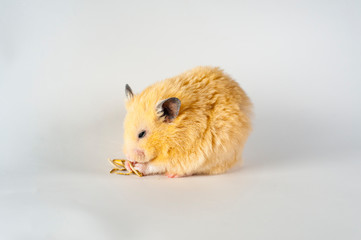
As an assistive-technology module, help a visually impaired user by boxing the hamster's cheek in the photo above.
[142,147,157,163]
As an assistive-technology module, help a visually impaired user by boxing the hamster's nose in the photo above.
[135,149,145,158]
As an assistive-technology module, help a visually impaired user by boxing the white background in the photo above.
[1,0,361,239]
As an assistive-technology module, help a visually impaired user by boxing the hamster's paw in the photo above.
[165,172,192,178]
[124,161,132,173]
[166,173,180,178]
[134,163,148,176]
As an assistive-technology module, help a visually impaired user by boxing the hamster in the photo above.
[123,66,252,177]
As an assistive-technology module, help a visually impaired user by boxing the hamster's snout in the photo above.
[135,149,145,158]
[125,148,146,163]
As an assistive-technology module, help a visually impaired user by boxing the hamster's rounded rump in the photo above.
[123,66,252,177]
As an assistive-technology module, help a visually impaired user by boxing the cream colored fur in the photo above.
[123,66,252,177]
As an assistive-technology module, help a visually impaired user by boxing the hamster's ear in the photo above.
[156,97,181,123]
[125,84,134,100]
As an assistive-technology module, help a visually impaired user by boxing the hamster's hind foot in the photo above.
[165,172,192,178]
[166,173,179,178]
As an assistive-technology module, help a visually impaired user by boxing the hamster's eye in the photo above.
[138,130,146,139]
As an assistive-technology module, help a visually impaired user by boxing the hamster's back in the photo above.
[141,66,252,116]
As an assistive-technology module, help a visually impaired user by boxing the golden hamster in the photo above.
[123,66,252,177]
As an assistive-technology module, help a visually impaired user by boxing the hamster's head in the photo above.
[123,84,181,163]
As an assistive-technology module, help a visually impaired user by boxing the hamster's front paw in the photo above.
[133,163,148,176]
[124,160,132,173]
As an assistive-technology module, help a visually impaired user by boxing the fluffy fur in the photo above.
[123,66,252,177]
